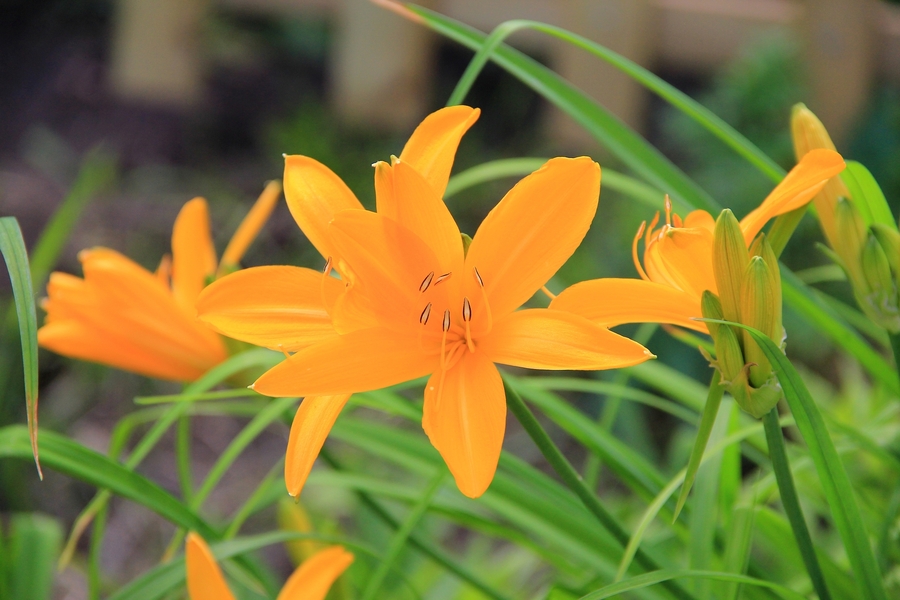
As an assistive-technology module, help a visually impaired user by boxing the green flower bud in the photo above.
[743,375,783,419]
[700,290,724,339]
[741,256,775,387]
[713,209,750,325]
[871,222,900,275]
[858,232,900,332]
[747,234,783,344]
[834,197,869,293]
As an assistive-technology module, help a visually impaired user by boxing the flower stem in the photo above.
[503,378,696,600]
[176,414,193,503]
[762,408,832,600]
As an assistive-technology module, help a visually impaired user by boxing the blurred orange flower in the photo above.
[550,148,845,332]
[38,182,281,381]
[198,106,652,498]
[185,533,352,600]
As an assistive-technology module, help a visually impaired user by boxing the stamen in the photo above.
[419,271,435,293]
[320,256,335,315]
[442,309,451,332]
[664,195,672,225]
[434,272,452,286]
[645,211,660,245]
[277,345,291,359]
[472,267,493,335]
[632,226,651,282]
[419,302,432,325]
[440,310,450,369]
[323,257,333,276]
[473,266,485,288]
[462,297,475,352]
[541,285,557,300]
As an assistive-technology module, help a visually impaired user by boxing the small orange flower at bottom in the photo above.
[185,533,353,600]
[38,182,281,382]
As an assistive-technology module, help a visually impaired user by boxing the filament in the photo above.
[540,285,556,300]
[473,267,493,335]
[664,194,672,225]
[632,226,650,282]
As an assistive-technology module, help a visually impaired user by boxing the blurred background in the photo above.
[3,0,900,597]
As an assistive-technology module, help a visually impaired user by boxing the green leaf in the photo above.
[0,217,40,477]
[444,18,783,184]
[7,513,62,600]
[674,373,724,519]
[410,6,719,214]
[701,319,889,600]
[841,161,895,230]
[580,569,807,600]
[0,426,217,539]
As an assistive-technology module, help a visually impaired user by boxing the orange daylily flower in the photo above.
[185,532,352,600]
[38,182,281,382]
[550,148,846,333]
[197,106,653,498]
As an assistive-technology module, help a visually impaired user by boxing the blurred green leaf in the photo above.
[580,569,807,600]
[7,513,63,600]
[841,161,895,230]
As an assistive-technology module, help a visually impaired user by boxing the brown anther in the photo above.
[434,272,452,286]
[664,194,672,224]
[419,302,432,325]
[419,271,435,293]
[323,257,333,276]
[462,297,472,322]
[473,266,485,288]
[442,309,451,332]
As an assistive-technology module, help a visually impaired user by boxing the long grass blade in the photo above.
[0,217,40,477]
[580,569,807,600]
[674,373,724,520]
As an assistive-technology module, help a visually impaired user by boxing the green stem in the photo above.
[87,503,107,600]
[176,415,193,503]
[503,378,696,600]
[320,448,511,600]
[761,408,832,600]
[889,332,900,394]
[362,470,445,600]
[224,460,284,539]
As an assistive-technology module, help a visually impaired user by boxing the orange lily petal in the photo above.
[423,351,505,498]
[682,209,715,231]
[550,278,707,334]
[253,327,439,397]
[285,394,351,498]
[328,210,448,331]
[398,105,480,197]
[219,180,281,272]
[197,266,341,352]
[389,160,464,278]
[276,546,354,600]
[645,226,716,298]
[185,533,236,600]
[464,157,600,317]
[478,308,653,370]
[283,155,364,261]
[172,198,218,310]
[740,148,845,244]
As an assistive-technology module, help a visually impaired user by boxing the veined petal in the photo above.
[478,308,653,370]
[285,394,351,498]
[328,210,448,330]
[277,546,354,600]
[399,105,480,197]
[550,278,707,333]
[740,148,845,244]
[464,157,600,317]
[253,327,439,397]
[197,266,341,352]
[219,180,281,271]
[423,351,505,498]
[185,533,236,600]
[390,160,464,278]
[172,198,217,310]
[283,155,364,261]
[646,226,716,298]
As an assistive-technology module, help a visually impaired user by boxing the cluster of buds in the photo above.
[793,105,900,333]
[701,210,784,418]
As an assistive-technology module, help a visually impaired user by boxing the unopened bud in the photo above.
[834,197,869,292]
[713,209,750,325]
[858,232,900,332]
[741,257,776,387]
[747,234,783,344]
[871,223,900,276]
[700,290,724,338]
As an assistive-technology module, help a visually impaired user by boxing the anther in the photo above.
[323,257,333,276]
[419,271,435,293]
[442,309,451,332]
[462,297,472,322]
[473,266,485,288]
[664,195,672,225]
[419,302,432,325]
[434,272,452,286]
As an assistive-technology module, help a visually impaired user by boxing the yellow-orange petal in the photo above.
[423,351,505,498]
[185,533,236,600]
[682,209,715,231]
[645,226,716,298]
[398,105,480,197]
[464,157,600,318]
[550,278,707,334]
[197,266,341,352]
[219,180,282,272]
[276,546,354,600]
[740,148,845,244]
[172,198,218,311]
[390,160,464,279]
[283,155,364,261]
[285,394,351,498]
[478,308,653,370]
[253,327,439,397]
